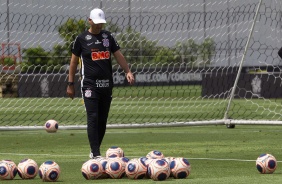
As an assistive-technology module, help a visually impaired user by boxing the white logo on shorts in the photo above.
[85,89,92,98]
[96,79,109,88]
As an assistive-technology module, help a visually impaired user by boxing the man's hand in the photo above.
[67,85,75,99]
[126,72,135,85]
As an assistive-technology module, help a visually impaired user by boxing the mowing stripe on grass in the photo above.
[1,152,280,163]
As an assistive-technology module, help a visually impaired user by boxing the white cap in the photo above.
[89,8,106,24]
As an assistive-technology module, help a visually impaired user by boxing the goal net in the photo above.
[1,0,282,129]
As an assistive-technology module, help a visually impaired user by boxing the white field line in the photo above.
[0,153,85,157]
[0,153,281,163]
[189,158,256,162]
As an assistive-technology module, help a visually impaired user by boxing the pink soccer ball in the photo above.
[17,158,38,179]
[45,119,58,133]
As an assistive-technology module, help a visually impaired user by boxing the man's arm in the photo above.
[113,50,135,85]
[66,54,79,99]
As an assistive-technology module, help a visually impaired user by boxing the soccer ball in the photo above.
[170,157,191,179]
[256,153,277,174]
[39,161,60,182]
[163,157,175,165]
[118,157,130,177]
[105,158,126,179]
[45,119,58,133]
[106,146,124,158]
[139,156,149,165]
[81,159,103,180]
[120,157,130,165]
[17,158,38,179]
[141,157,154,178]
[125,158,147,179]
[0,160,18,180]
[163,157,175,177]
[138,156,152,178]
[95,157,109,179]
[146,150,164,159]
[144,158,154,167]
[147,159,170,181]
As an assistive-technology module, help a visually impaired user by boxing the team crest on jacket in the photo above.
[102,39,109,47]
[85,35,92,40]
[85,89,92,98]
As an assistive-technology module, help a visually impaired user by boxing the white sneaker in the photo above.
[89,151,102,159]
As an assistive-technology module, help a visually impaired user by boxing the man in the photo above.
[278,47,282,59]
[66,8,134,159]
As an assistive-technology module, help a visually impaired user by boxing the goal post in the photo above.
[1,0,282,130]
[224,0,263,123]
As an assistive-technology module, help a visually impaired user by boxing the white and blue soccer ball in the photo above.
[81,159,103,180]
[17,158,38,179]
[39,161,60,182]
[163,157,175,177]
[163,157,175,165]
[0,160,18,180]
[105,158,126,179]
[146,150,164,159]
[120,157,130,164]
[45,119,58,133]
[106,146,124,158]
[256,153,277,174]
[125,158,147,179]
[147,159,170,181]
[170,157,191,179]
[95,157,109,179]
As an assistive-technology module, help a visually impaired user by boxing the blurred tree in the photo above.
[198,38,215,66]
[115,27,158,64]
[20,18,215,73]
[173,38,215,67]
[22,46,50,65]
[21,46,52,73]
[174,39,199,67]
[55,19,87,63]
[20,19,123,73]
[2,57,15,66]
[153,46,176,64]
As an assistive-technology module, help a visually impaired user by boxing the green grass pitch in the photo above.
[0,125,282,183]
[1,85,282,126]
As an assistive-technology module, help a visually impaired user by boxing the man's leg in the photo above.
[84,96,101,157]
[98,95,112,145]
